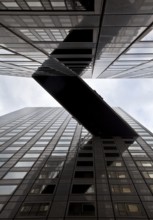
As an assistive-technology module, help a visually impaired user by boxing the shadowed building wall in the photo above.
[0,107,153,219]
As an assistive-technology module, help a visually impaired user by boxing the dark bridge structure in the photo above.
[33,61,137,139]
[33,0,138,139]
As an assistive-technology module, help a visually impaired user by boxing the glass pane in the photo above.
[0,154,13,158]
[122,186,131,193]
[141,29,153,41]
[0,185,17,195]
[15,161,34,167]
[128,204,139,213]
[23,153,40,158]
[4,172,27,179]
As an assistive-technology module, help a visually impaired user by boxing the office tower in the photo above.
[0,107,153,219]
[1,0,153,78]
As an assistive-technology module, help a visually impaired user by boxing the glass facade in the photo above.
[0,107,153,219]
[1,0,153,78]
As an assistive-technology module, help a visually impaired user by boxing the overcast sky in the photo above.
[0,75,153,133]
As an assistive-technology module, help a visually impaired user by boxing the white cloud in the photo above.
[0,75,60,116]
[85,79,153,133]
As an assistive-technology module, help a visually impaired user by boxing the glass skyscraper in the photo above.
[0,107,153,219]
[1,0,153,78]
[1,0,153,219]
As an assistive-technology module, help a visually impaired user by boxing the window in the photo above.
[20,137,32,140]
[2,2,19,8]
[63,133,73,136]
[114,203,143,216]
[27,1,42,7]
[127,48,153,54]
[40,137,52,140]
[0,154,13,158]
[80,145,92,150]
[68,202,95,216]
[72,184,95,194]
[131,152,147,157]
[3,172,27,179]
[18,203,50,217]
[39,171,59,179]
[15,161,34,167]
[57,141,71,145]
[142,171,153,179]
[105,153,120,157]
[74,171,94,178]
[51,1,66,7]
[54,147,69,151]
[103,140,114,144]
[78,153,93,157]
[108,171,128,179]
[107,161,123,167]
[25,132,36,136]
[35,141,49,145]
[30,184,55,194]
[0,162,4,167]
[128,146,142,151]
[0,137,11,140]
[30,147,45,151]
[143,136,153,140]
[45,161,64,168]
[60,137,72,140]
[136,161,153,167]
[111,185,132,194]
[104,146,117,150]
[13,141,27,145]
[5,147,21,151]
[125,140,134,144]
[23,153,40,158]
[77,161,93,167]
[141,29,153,41]
[0,185,17,195]
[52,152,67,157]
[146,140,153,144]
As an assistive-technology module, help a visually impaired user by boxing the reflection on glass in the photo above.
[4,172,27,179]
[0,154,13,158]
[141,29,153,41]
[0,185,17,195]
[72,184,95,194]
[39,171,59,179]
[115,203,142,216]
[2,2,19,7]
[5,147,21,151]
[19,203,49,217]
[15,161,34,167]
[0,162,4,167]
[111,185,132,193]
[52,152,67,157]
[23,153,40,158]
[30,184,55,194]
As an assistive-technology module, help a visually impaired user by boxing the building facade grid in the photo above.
[0,107,153,219]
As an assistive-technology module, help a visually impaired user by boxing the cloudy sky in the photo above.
[0,75,153,133]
